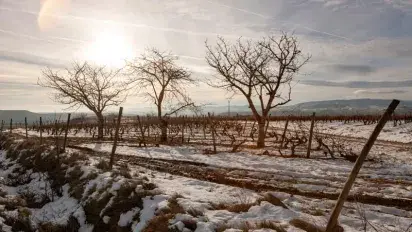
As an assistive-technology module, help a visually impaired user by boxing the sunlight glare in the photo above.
[85,32,134,67]
[38,0,71,31]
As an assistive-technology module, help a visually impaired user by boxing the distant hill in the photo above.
[2,99,411,124]
[277,99,412,116]
[216,99,412,116]
[0,110,71,124]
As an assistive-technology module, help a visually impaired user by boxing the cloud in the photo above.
[0,51,67,69]
[301,80,412,88]
[330,64,376,74]
[353,89,408,95]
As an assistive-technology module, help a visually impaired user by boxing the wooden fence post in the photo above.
[25,117,28,138]
[9,118,12,135]
[280,118,289,148]
[110,107,123,170]
[181,117,185,143]
[326,99,400,232]
[137,116,147,147]
[208,112,217,154]
[39,117,43,144]
[54,119,60,154]
[306,112,316,158]
[63,113,71,152]
[0,120,3,133]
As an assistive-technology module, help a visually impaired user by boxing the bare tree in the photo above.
[38,61,128,139]
[127,48,196,143]
[206,32,310,147]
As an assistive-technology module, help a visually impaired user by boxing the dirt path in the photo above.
[68,144,412,211]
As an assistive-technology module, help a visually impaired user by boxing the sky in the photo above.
[1,0,412,113]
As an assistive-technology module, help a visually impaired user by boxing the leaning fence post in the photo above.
[63,113,71,152]
[110,107,123,170]
[326,99,400,232]
[306,112,316,158]
[280,118,289,148]
[9,118,12,135]
[39,117,43,144]
[25,117,28,138]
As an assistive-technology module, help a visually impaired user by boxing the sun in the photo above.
[85,32,134,67]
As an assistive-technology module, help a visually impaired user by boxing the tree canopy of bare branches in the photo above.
[127,48,197,142]
[206,32,310,147]
[38,61,128,139]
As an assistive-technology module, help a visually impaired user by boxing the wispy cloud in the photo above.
[205,0,353,41]
[1,0,412,111]
[0,51,67,69]
[0,6,244,39]
[302,80,412,88]
[330,64,376,74]
[353,89,408,95]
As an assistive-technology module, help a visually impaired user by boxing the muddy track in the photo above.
[68,144,412,211]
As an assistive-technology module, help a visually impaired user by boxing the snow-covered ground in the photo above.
[2,120,412,231]
[131,164,412,232]
[268,121,412,143]
[79,143,412,203]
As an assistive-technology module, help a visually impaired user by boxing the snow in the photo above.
[81,142,412,201]
[78,224,94,232]
[202,202,298,230]
[314,121,412,143]
[118,207,140,227]
[3,121,412,231]
[31,193,79,225]
[103,216,110,224]
[133,195,169,232]
[232,201,297,221]
[151,173,259,205]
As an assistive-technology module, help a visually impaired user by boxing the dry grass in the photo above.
[212,202,256,213]
[289,218,326,232]
[216,220,287,232]
[142,194,185,232]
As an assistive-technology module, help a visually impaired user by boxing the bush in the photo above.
[95,159,110,171]
[38,215,80,232]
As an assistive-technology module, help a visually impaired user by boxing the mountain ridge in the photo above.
[1,98,411,123]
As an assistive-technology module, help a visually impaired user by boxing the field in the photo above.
[0,115,412,231]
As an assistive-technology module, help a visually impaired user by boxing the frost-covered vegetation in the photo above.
[1,130,412,231]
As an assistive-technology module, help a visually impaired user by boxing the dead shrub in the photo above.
[83,193,113,225]
[6,171,32,187]
[0,196,27,210]
[0,188,7,197]
[0,207,34,232]
[111,169,132,179]
[217,220,287,232]
[95,159,110,171]
[142,182,157,190]
[18,189,51,208]
[38,215,80,232]
[62,152,88,166]
[143,194,185,232]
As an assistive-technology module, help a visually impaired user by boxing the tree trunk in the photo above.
[160,119,168,143]
[257,120,266,148]
[97,113,104,140]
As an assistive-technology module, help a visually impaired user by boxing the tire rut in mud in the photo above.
[68,144,412,211]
